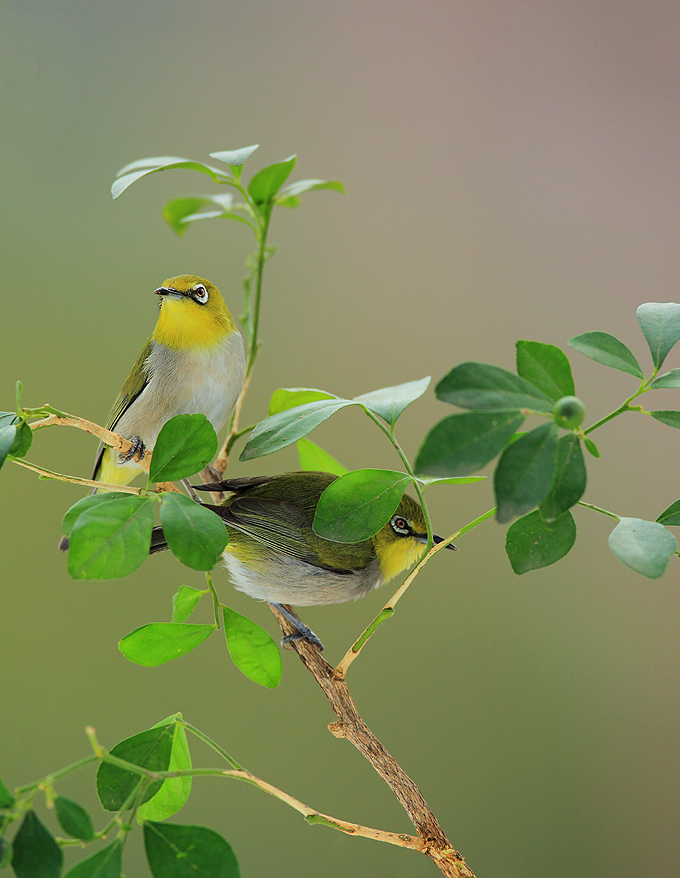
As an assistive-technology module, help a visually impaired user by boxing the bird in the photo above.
[148,471,456,647]
[91,274,245,487]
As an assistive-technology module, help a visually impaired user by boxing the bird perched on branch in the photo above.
[149,471,455,647]
[92,274,245,487]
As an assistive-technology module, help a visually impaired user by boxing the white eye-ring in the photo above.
[192,283,209,304]
[390,515,410,536]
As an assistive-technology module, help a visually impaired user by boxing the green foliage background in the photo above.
[1,2,679,876]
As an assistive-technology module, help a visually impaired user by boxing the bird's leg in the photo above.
[270,603,324,651]
[118,435,146,464]
[182,479,202,502]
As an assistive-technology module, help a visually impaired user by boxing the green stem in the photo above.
[583,379,652,435]
[180,721,245,771]
[362,410,434,546]
[205,572,221,630]
[246,209,272,378]
[14,756,98,795]
[225,423,256,455]
[577,500,620,521]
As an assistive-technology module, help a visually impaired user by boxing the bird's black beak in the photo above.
[416,533,457,550]
[154,286,182,299]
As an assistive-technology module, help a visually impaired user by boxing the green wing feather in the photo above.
[91,336,154,479]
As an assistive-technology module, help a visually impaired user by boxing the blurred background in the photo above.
[1,1,679,875]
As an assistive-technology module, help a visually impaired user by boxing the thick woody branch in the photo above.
[269,604,477,878]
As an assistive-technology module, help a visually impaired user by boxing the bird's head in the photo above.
[372,492,455,583]
[153,274,239,349]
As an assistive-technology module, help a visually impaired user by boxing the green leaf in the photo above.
[539,434,587,521]
[55,795,94,841]
[61,492,125,538]
[637,302,680,370]
[137,720,192,823]
[313,469,410,542]
[209,144,259,167]
[160,493,228,571]
[278,178,346,198]
[96,721,175,811]
[436,363,553,412]
[656,499,680,526]
[494,423,559,523]
[0,425,16,472]
[68,495,154,580]
[516,341,575,401]
[11,811,62,878]
[9,421,32,458]
[650,410,680,428]
[506,510,577,574]
[651,368,680,389]
[0,837,12,869]
[608,518,677,579]
[583,437,600,458]
[297,438,348,476]
[144,821,240,878]
[416,475,486,487]
[354,377,431,426]
[162,194,234,236]
[247,155,297,206]
[112,157,230,199]
[171,585,204,622]
[119,623,214,667]
[568,331,644,379]
[222,607,282,688]
[415,411,526,477]
[0,777,15,810]
[149,414,218,483]
[63,840,122,878]
[240,399,355,461]
[268,387,337,416]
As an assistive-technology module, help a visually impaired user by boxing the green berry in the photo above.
[553,396,585,429]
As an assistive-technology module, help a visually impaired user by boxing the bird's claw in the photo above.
[281,628,324,651]
[119,435,146,464]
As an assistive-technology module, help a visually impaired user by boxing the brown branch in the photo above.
[269,604,477,878]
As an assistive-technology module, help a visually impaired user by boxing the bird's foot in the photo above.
[271,603,324,651]
[119,435,145,464]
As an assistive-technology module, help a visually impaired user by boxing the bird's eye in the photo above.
[390,516,410,535]
[192,284,209,304]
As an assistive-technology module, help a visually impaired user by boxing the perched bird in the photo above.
[92,274,245,487]
[149,471,455,647]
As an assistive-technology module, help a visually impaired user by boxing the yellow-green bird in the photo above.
[149,472,456,647]
[92,274,245,487]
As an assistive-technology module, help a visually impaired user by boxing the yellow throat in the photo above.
[152,275,238,350]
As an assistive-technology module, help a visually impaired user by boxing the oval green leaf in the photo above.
[651,367,680,389]
[539,434,587,521]
[415,411,526,478]
[313,469,411,542]
[222,607,282,688]
[210,144,260,167]
[354,377,431,426]
[55,796,94,841]
[297,438,348,476]
[11,811,62,878]
[268,387,338,416]
[568,331,643,379]
[137,721,192,823]
[506,510,576,574]
[240,399,355,461]
[650,410,680,428]
[516,340,575,401]
[149,414,218,483]
[61,492,126,538]
[160,493,228,570]
[0,425,16,472]
[119,623,214,667]
[494,422,559,523]
[171,585,205,622]
[278,178,346,198]
[636,302,680,370]
[436,362,553,412]
[62,840,122,878]
[162,194,234,236]
[656,499,680,526]
[0,776,15,810]
[583,437,600,458]
[608,518,677,579]
[112,157,230,199]
[96,722,175,811]
[143,821,240,878]
[68,495,154,580]
[247,155,297,205]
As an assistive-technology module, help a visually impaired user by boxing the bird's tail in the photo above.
[149,526,169,554]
